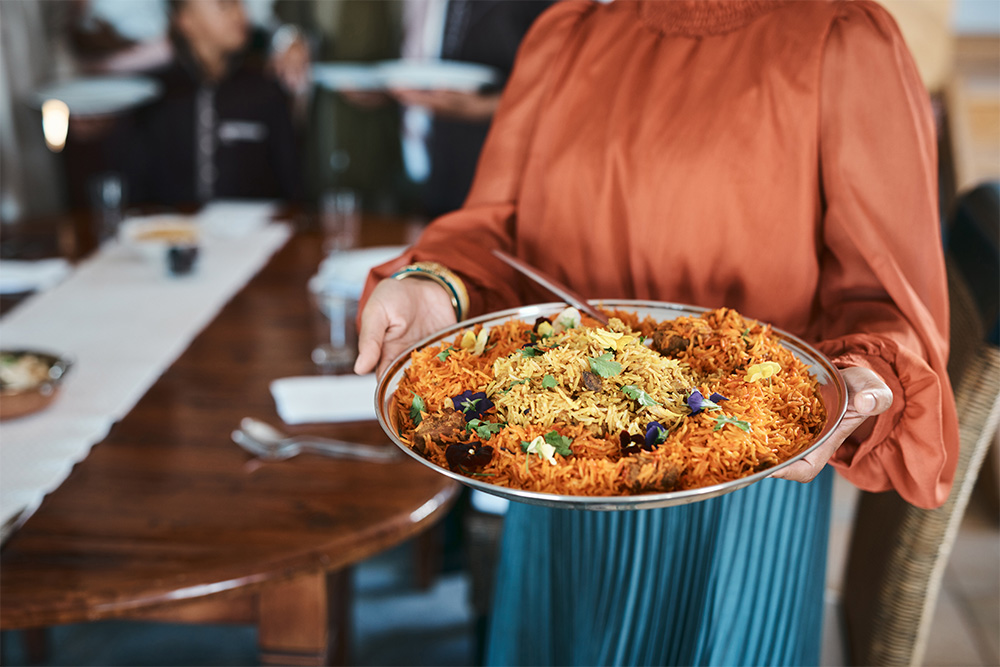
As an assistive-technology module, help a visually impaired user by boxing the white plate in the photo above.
[311,62,384,91]
[32,76,161,116]
[376,301,849,511]
[375,59,499,91]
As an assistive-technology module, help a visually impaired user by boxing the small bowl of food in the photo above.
[0,350,72,420]
[119,215,200,263]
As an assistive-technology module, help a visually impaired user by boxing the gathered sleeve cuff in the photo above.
[816,1,959,508]
[361,2,595,316]
[818,335,952,509]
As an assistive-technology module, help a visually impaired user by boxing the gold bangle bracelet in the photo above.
[391,262,470,321]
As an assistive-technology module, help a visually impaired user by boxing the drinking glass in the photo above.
[320,188,360,254]
[309,277,359,373]
[89,172,126,244]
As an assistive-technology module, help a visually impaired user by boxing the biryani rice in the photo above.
[391,307,826,496]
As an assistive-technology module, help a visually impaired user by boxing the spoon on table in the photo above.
[232,418,399,462]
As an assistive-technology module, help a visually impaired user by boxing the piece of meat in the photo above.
[652,330,688,357]
[413,408,466,453]
[624,454,680,493]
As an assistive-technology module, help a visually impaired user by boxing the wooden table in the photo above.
[0,216,458,665]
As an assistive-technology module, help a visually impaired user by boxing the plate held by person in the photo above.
[375,300,849,511]
[311,62,384,91]
[375,59,500,91]
[32,76,161,116]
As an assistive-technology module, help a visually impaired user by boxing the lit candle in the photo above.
[41,99,70,152]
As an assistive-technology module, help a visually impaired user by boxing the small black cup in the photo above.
[167,245,200,276]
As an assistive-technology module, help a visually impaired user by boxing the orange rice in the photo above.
[392,307,826,496]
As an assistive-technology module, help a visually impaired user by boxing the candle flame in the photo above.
[41,99,70,152]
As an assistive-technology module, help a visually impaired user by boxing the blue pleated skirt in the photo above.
[484,469,834,667]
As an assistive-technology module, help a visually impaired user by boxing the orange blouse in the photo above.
[364,0,959,509]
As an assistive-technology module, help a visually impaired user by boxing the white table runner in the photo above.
[0,206,291,530]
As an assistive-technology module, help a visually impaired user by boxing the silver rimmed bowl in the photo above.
[0,349,73,421]
[375,301,847,511]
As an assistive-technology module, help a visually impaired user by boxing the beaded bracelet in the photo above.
[391,261,470,322]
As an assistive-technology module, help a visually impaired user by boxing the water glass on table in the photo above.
[320,188,360,254]
[88,172,126,245]
[309,278,359,373]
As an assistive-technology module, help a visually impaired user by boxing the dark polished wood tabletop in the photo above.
[0,214,457,665]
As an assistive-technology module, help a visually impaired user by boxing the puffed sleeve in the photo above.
[816,1,958,508]
[360,1,595,315]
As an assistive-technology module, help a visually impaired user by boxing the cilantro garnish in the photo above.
[521,346,540,358]
[410,393,426,425]
[503,379,529,394]
[520,440,533,473]
[713,414,751,432]
[436,346,454,362]
[543,430,573,457]
[588,352,622,378]
[622,384,660,407]
[542,374,558,389]
[466,418,505,440]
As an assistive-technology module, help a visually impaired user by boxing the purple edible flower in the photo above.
[645,422,668,448]
[687,390,706,415]
[687,390,728,415]
[445,441,495,473]
[452,390,495,422]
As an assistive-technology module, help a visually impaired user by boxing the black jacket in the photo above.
[123,43,301,207]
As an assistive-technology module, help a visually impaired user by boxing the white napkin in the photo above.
[0,258,72,295]
[270,374,379,425]
[197,199,278,238]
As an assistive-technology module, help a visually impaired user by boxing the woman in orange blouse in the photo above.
[356,1,958,663]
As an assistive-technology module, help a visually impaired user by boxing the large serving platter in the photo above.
[375,301,848,511]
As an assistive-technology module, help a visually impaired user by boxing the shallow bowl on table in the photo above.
[375,300,848,511]
[0,350,72,421]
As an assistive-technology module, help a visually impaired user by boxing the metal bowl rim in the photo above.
[0,349,74,395]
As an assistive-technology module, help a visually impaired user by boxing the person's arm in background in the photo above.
[355,2,593,376]
[775,1,958,509]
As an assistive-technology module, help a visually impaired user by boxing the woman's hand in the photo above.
[354,278,457,378]
[340,89,392,109]
[769,366,893,483]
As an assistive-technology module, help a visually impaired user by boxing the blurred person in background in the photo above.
[390,0,555,219]
[334,0,554,219]
[67,0,310,106]
[109,0,302,207]
[57,0,307,210]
